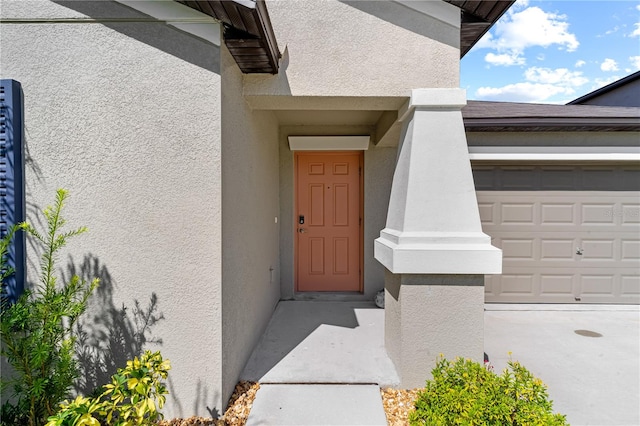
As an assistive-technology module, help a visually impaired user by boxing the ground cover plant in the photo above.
[409,355,568,426]
[46,350,170,426]
[1,189,99,426]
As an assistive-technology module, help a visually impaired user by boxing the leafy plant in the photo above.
[409,355,568,426]
[46,350,171,426]
[0,189,100,426]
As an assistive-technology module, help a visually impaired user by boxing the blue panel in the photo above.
[0,79,26,303]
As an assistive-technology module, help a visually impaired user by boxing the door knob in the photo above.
[298,228,307,233]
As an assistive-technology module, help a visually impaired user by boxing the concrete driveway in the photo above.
[485,305,640,426]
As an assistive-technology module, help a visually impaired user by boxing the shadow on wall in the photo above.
[339,0,459,49]
[52,0,220,74]
[166,377,222,420]
[23,124,46,279]
[62,254,165,396]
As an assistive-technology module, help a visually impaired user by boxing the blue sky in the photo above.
[461,0,640,104]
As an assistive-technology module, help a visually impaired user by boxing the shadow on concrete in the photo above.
[64,254,164,395]
[240,301,398,386]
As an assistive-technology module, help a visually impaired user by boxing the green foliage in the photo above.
[0,225,18,284]
[1,189,100,426]
[46,350,171,426]
[409,356,568,426]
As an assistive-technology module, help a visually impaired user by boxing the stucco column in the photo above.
[374,88,501,388]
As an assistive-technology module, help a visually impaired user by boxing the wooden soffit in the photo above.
[443,0,515,57]
[176,0,280,73]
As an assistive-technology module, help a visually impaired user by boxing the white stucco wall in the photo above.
[245,0,460,100]
[1,0,223,417]
[220,47,281,403]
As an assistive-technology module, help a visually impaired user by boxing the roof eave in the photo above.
[567,71,640,105]
[176,0,280,74]
[464,117,640,132]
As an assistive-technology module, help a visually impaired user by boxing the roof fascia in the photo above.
[568,71,640,105]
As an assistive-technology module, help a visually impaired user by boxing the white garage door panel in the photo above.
[479,191,640,304]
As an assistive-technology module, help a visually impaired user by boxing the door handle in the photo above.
[298,228,307,233]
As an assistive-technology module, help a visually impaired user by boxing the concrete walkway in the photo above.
[241,301,399,386]
[243,301,639,426]
[247,384,387,425]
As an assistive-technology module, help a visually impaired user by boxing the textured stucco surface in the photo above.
[1,0,223,417]
[244,0,460,98]
[220,46,281,405]
[385,273,485,389]
[375,91,502,274]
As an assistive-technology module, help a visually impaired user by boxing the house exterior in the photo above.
[12,0,637,418]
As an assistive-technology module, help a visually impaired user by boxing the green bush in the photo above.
[46,350,171,426]
[409,356,568,426]
[1,189,99,426]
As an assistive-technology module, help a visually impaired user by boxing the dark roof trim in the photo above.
[567,71,640,105]
[177,0,280,73]
[178,1,513,73]
[463,100,640,132]
[443,1,515,57]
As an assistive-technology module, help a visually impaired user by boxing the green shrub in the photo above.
[409,356,568,426]
[0,189,99,426]
[46,350,171,426]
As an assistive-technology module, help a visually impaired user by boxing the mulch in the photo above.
[157,381,260,426]
[158,381,420,426]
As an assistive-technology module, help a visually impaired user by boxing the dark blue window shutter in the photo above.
[0,79,26,303]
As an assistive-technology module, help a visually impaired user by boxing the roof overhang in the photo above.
[443,1,515,57]
[177,0,514,74]
[176,0,280,73]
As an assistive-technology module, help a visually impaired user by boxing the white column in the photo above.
[375,88,502,388]
[375,88,501,274]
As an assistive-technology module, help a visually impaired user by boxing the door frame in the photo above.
[294,150,364,293]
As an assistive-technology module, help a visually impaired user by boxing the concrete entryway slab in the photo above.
[246,384,387,426]
[241,301,399,386]
[485,305,640,426]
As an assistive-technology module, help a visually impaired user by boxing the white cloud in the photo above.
[524,67,588,86]
[606,26,620,35]
[600,58,619,72]
[480,6,579,54]
[592,76,620,90]
[474,66,589,103]
[630,56,640,70]
[575,60,586,68]
[475,82,575,103]
[631,22,640,37]
[484,52,525,66]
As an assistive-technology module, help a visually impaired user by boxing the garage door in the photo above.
[474,166,640,304]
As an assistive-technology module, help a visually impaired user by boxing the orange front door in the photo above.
[295,151,363,292]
